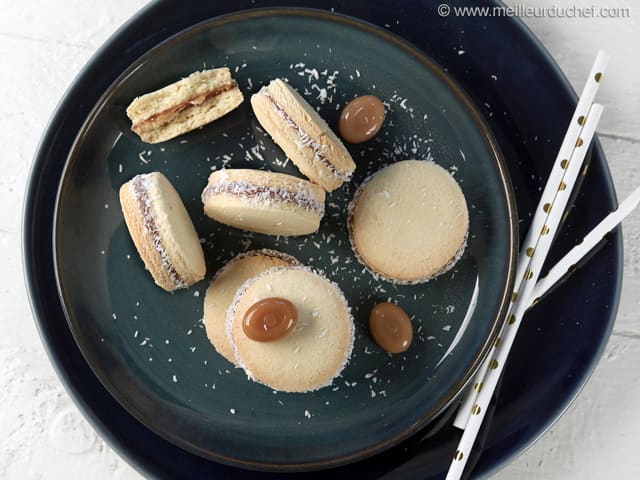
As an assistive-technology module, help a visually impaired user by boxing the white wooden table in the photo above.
[1,1,638,478]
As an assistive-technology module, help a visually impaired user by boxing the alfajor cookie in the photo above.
[227,266,354,392]
[127,68,243,144]
[119,172,206,291]
[201,168,326,236]
[203,250,298,364]
[251,79,356,192]
[348,160,468,284]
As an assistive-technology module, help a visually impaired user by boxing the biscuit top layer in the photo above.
[227,266,354,392]
[202,168,326,215]
[350,160,469,282]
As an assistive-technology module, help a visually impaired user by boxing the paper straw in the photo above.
[452,50,609,430]
[452,344,491,428]
[514,50,608,292]
[445,103,604,480]
[532,186,640,302]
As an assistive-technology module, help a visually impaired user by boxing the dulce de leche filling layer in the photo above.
[133,81,238,132]
[202,178,325,216]
[259,87,352,182]
[132,175,187,289]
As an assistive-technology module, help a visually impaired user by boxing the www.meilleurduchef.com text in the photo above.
[437,3,631,18]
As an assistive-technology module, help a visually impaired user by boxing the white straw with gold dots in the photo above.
[453,50,610,430]
[445,103,604,480]
[532,185,640,303]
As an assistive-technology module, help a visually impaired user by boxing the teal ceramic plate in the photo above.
[54,8,516,471]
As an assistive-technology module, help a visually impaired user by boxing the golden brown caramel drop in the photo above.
[339,95,385,143]
[369,302,413,353]
[242,297,298,342]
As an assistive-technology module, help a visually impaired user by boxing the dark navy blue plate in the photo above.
[24,1,622,478]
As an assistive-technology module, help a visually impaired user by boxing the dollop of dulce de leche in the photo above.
[242,297,298,342]
[369,302,413,353]
[339,95,385,144]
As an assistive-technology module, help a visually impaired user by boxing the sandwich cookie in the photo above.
[203,250,298,364]
[201,168,326,236]
[119,172,206,291]
[227,266,354,392]
[251,79,356,192]
[348,160,468,284]
[127,67,243,143]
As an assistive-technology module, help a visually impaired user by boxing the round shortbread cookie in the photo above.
[227,266,354,392]
[203,250,298,364]
[348,160,468,284]
[119,172,206,291]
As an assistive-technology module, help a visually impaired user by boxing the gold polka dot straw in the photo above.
[532,185,640,303]
[447,50,609,480]
[452,50,610,434]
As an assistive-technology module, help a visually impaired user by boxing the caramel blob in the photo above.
[339,95,385,143]
[242,297,298,342]
[369,302,413,353]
